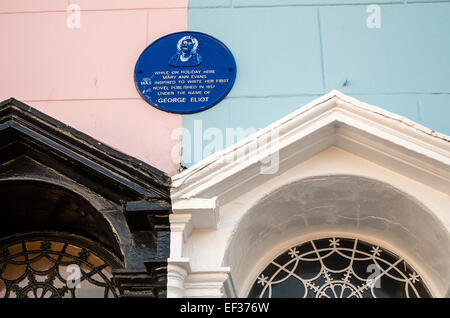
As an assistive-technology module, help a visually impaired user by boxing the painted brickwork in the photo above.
[183,0,450,166]
[0,0,187,175]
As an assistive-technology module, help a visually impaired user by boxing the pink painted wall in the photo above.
[0,0,187,176]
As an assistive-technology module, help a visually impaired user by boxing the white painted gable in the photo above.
[168,91,450,298]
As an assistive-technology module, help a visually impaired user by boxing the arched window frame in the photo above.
[246,234,432,298]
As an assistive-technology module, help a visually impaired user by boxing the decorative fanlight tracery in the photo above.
[0,232,120,298]
[248,237,431,298]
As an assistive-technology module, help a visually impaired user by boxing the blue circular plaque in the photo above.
[134,31,236,114]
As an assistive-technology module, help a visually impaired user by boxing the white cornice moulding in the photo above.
[172,197,219,230]
[167,258,191,298]
[183,267,232,298]
[169,213,193,241]
[171,90,450,206]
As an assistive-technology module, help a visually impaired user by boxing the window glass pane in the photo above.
[0,233,119,298]
[248,237,431,298]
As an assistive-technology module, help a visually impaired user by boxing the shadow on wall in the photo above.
[0,180,123,259]
[223,175,450,297]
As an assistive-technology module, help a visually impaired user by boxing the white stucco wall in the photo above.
[176,147,449,297]
[168,93,450,298]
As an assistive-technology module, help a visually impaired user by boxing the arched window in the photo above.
[248,237,431,298]
[0,232,120,298]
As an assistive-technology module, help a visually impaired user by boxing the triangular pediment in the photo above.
[172,90,450,209]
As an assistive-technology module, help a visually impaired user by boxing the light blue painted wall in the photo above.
[183,1,450,167]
